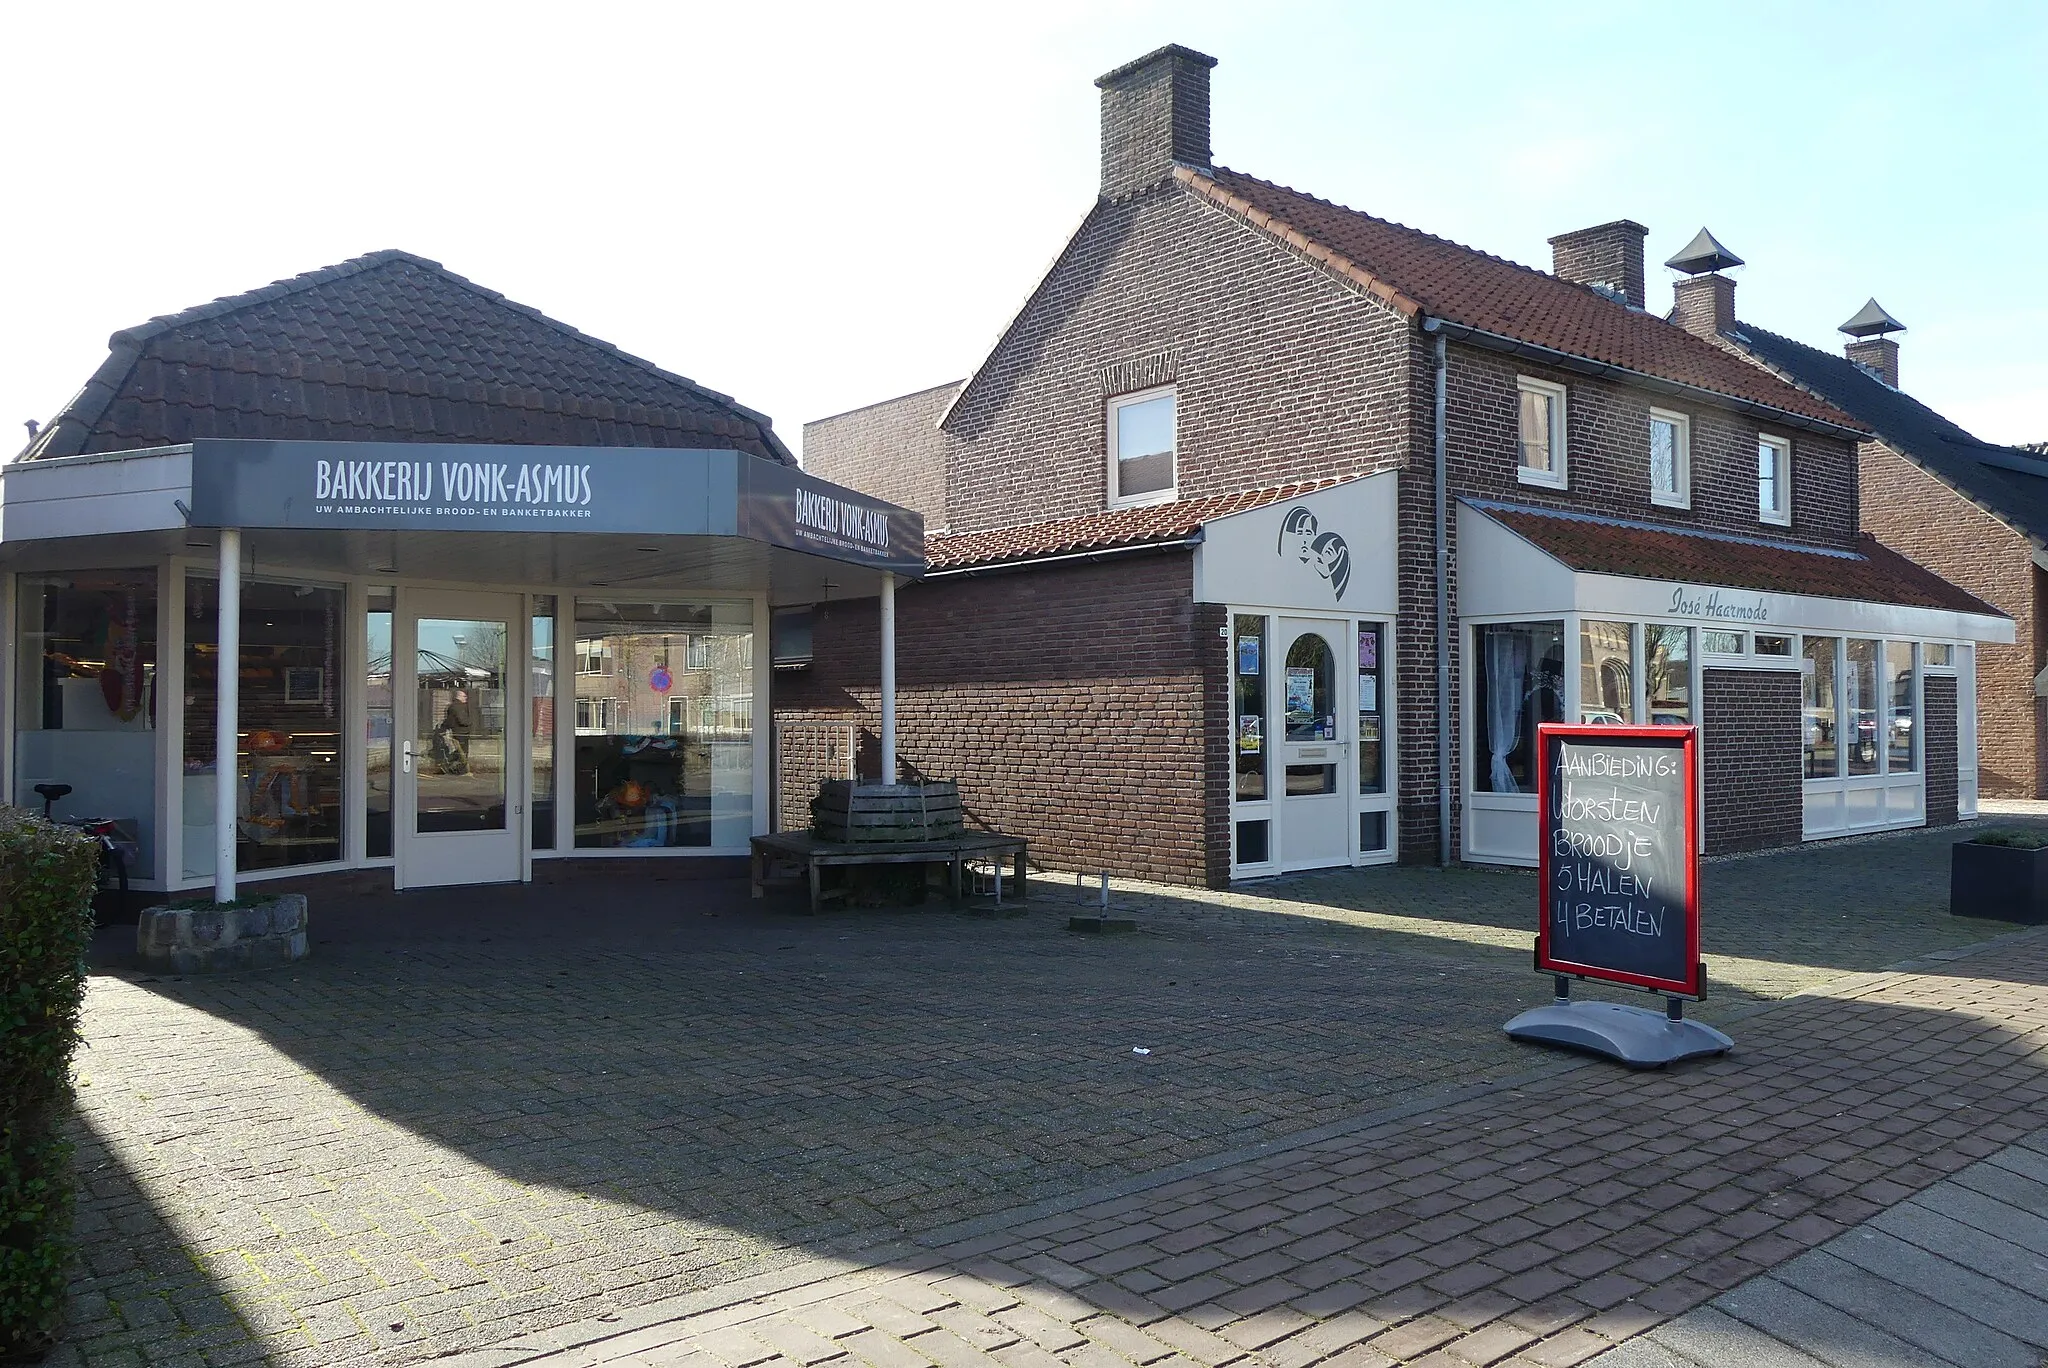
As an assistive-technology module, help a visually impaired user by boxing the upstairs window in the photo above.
[1108,387,1176,506]
[1649,408,1691,509]
[1759,435,1792,525]
[1517,378,1567,488]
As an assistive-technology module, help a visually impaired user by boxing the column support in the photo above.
[880,572,897,785]
[214,529,241,904]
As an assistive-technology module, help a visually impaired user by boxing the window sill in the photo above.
[1759,511,1792,528]
[1107,489,1178,511]
[1516,467,1566,491]
[1651,493,1692,511]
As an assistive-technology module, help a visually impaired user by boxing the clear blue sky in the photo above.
[2,1,2041,457]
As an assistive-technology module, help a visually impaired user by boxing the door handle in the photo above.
[401,740,413,775]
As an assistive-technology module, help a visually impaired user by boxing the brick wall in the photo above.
[1701,668,1803,854]
[772,722,854,832]
[1925,674,1959,827]
[1859,441,2039,797]
[771,552,1220,886]
[801,381,959,529]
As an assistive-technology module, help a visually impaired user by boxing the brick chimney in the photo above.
[1671,274,1737,340]
[1549,221,1648,308]
[1096,45,1216,201]
[1839,298,1906,388]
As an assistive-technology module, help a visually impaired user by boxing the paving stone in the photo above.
[1714,1276,1960,1367]
[1769,1248,2037,1368]
[1832,1223,2048,1345]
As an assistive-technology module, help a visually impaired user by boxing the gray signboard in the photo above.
[186,439,923,575]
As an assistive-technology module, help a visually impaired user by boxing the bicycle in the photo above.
[32,783,134,893]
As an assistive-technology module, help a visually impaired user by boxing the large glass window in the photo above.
[1886,641,1916,773]
[1472,621,1564,793]
[573,600,752,849]
[414,615,509,834]
[531,597,557,849]
[1803,636,1839,779]
[1846,638,1881,776]
[1108,388,1175,504]
[1579,620,1633,724]
[1233,614,1267,802]
[14,571,158,880]
[184,576,345,876]
[1645,625,1692,725]
[366,589,394,857]
[1358,622,1385,794]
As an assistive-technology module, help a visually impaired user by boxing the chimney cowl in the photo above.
[1664,227,1744,276]
[1095,44,1217,201]
[1549,220,1649,310]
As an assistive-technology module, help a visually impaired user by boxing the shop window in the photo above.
[1579,620,1633,724]
[1233,615,1267,802]
[572,600,752,849]
[1357,622,1386,794]
[366,589,394,858]
[183,576,345,877]
[1702,629,1745,656]
[531,596,557,850]
[1107,387,1176,506]
[14,571,158,880]
[1516,379,1567,489]
[1803,637,1839,778]
[1887,642,1916,773]
[1846,639,1880,776]
[1759,436,1792,525]
[1756,634,1793,658]
[1645,625,1693,725]
[1472,621,1564,793]
[1649,409,1691,509]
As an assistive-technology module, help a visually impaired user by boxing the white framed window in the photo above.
[1925,643,1956,669]
[1759,435,1792,525]
[1516,378,1567,489]
[1107,386,1176,507]
[1701,629,1746,656]
[1755,633,1794,658]
[1649,408,1691,509]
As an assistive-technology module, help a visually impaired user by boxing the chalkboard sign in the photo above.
[1535,723,1702,998]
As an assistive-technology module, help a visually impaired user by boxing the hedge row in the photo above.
[0,807,99,1357]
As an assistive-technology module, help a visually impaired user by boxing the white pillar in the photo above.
[214,529,241,904]
[879,572,898,785]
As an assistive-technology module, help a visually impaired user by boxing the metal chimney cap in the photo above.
[1664,227,1744,275]
[1839,298,1906,338]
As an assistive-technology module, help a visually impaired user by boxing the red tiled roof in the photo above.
[26,250,791,463]
[1178,168,1863,434]
[928,479,1348,571]
[1481,503,2003,617]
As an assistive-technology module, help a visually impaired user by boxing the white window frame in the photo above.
[1649,407,1692,510]
[1516,377,1568,490]
[1759,434,1792,526]
[1106,385,1177,510]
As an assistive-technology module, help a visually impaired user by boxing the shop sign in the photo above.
[186,439,924,575]
[1667,586,1772,623]
[1534,723,1702,997]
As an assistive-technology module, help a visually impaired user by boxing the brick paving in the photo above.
[46,819,2048,1367]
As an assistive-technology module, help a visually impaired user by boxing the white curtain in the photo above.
[1485,628,1529,793]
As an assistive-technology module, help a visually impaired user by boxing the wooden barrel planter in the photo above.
[812,780,963,844]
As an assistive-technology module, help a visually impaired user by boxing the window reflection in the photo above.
[1473,621,1564,793]
[1803,637,1839,779]
[1579,620,1632,724]
[1645,625,1691,725]
[1846,639,1880,776]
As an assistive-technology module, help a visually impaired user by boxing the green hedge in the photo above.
[0,807,99,1358]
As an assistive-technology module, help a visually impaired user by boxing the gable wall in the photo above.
[803,382,958,529]
[1859,440,2041,798]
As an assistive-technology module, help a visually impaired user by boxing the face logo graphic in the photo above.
[1275,506,1351,601]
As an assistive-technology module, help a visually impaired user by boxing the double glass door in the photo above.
[397,590,523,888]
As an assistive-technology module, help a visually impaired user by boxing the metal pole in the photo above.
[215,529,241,904]
[879,571,898,784]
[1432,325,1451,868]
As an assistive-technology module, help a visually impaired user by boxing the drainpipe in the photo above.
[1426,320,1451,867]
[215,529,241,903]
[879,572,898,784]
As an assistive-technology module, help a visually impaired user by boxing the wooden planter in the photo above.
[1951,839,2048,924]
[812,780,963,844]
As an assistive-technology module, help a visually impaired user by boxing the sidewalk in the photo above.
[448,926,2048,1368]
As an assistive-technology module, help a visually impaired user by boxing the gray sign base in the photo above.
[1504,1001,1733,1069]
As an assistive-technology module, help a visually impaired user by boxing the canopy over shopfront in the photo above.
[0,438,921,900]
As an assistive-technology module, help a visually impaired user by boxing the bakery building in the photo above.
[1,251,919,900]
[785,45,2010,885]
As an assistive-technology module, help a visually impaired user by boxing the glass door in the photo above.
[397,590,524,889]
[1276,617,1352,869]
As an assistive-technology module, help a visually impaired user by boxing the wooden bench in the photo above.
[749,830,1029,913]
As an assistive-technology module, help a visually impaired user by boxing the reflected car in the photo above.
[1579,709,1627,726]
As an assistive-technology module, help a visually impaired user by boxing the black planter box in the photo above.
[1951,840,2048,924]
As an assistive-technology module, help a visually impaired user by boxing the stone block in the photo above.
[136,895,311,973]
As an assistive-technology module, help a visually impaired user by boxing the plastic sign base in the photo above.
[1504,1000,1733,1069]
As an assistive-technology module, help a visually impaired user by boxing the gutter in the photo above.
[1416,317,1865,441]
[1426,320,1451,868]
[922,534,1204,579]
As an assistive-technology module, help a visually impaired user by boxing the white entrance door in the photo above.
[397,590,524,889]
[1276,617,1353,870]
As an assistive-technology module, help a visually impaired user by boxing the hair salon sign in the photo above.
[1667,587,1771,623]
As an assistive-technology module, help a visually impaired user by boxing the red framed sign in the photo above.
[1534,723,1703,999]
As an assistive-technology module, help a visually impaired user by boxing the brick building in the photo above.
[1675,288,2048,802]
[787,46,2009,886]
